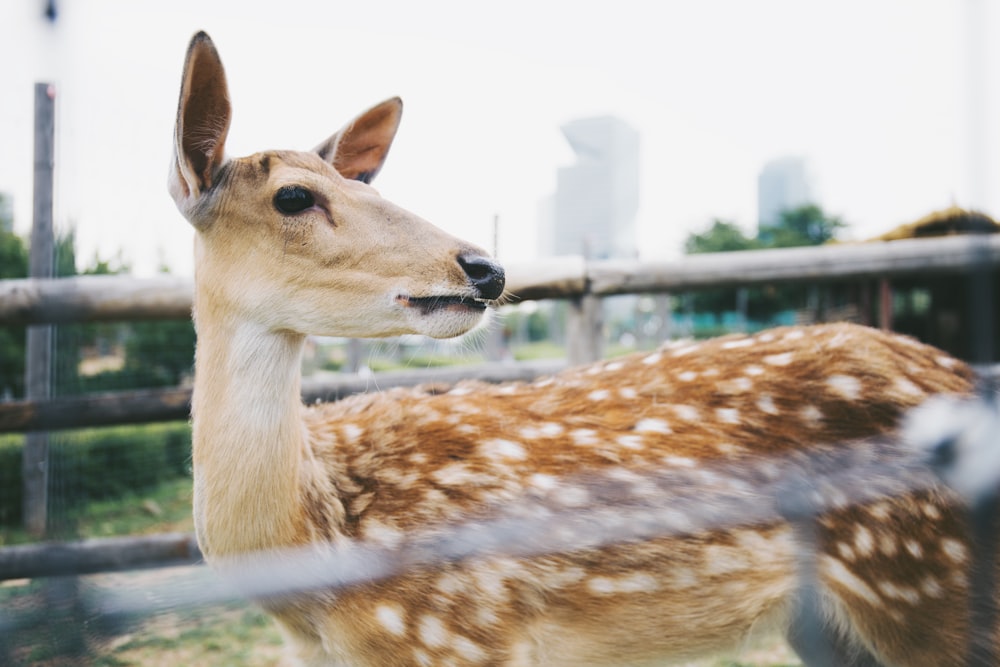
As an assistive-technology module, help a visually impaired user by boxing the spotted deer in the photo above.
[171,31,990,667]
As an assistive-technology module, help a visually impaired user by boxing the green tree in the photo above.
[0,195,28,399]
[683,219,759,254]
[682,219,758,314]
[766,204,846,248]
[683,205,847,322]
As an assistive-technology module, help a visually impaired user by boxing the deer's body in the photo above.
[171,32,988,667]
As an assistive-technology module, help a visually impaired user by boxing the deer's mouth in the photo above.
[398,295,489,315]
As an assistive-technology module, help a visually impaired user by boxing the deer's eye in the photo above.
[273,186,315,214]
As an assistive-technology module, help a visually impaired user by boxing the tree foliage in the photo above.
[764,204,846,248]
[0,197,195,398]
[0,195,28,399]
[684,219,760,254]
[682,204,847,320]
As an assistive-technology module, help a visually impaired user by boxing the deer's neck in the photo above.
[191,311,308,557]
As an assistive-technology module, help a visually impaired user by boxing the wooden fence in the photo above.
[1,233,999,579]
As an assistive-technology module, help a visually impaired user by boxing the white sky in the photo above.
[0,0,997,276]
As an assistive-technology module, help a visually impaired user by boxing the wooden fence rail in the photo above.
[2,235,999,325]
[0,360,565,434]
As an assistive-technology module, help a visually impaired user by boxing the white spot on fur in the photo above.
[671,343,701,357]
[540,423,564,437]
[716,408,740,424]
[672,405,700,421]
[821,556,883,606]
[756,395,779,415]
[519,426,540,439]
[662,455,697,468]
[432,462,478,486]
[480,438,527,461]
[868,502,892,520]
[635,418,672,434]
[342,423,363,444]
[375,604,406,637]
[617,434,645,450]
[588,389,611,401]
[722,337,755,349]
[530,473,558,491]
[905,539,924,559]
[571,428,599,446]
[936,355,957,369]
[606,361,625,372]
[940,538,968,564]
[453,635,487,661]
[783,329,806,341]
[588,573,660,595]
[800,405,823,424]
[642,352,663,365]
[879,535,898,557]
[418,615,449,648]
[757,332,776,342]
[764,352,794,366]
[827,374,862,400]
[854,526,875,557]
[363,521,403,547]
[619,387,638,399]
[744,364,765,376]
[677,370,698,382]
[719,377,753,394]
[922,503,942,520]
[448,385,473,396]
[895,377,923,397]
[920,576,944,598]
[837,542,856,561]
[878,581,921,605]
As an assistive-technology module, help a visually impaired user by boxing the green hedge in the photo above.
[0,422,191,528]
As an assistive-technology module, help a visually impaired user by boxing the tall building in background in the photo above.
[540,116,639,259]
[757,156,814,231]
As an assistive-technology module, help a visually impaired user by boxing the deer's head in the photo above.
[169,32,504,340]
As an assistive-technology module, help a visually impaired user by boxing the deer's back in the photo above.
[270,324,984,665]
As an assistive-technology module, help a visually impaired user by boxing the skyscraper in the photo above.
[757,156,814,231]
[541,116,639,259]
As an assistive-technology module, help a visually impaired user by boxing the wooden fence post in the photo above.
[23,82,56,537]
[566,292,603,366]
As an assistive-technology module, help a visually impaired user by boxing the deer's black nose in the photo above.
[458,253,505,300]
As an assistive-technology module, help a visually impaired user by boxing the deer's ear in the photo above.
[170,31,232,214]
[313,97,402,184]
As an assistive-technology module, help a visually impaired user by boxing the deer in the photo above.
[170,30,992,667]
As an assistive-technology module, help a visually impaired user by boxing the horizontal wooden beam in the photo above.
[2,236,997,325]
[0,532,200,580]
[0,360,566,434]
[0,274,192,325]
[589,235,1000,296]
